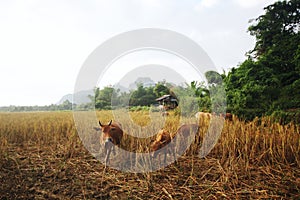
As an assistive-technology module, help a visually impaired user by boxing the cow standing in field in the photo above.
[151,124,200,163]
[161,111,169,117]
[195,112,211,120]
[196,111,233,121]
[174,124,199,155]
[176,124,199,138]
[150,129,175,163]
[224,113,233,121]
[99,120,123,167]
[215,112,233,121]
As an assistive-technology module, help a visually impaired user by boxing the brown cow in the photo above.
[150,129,175,163]
[225,113,233,121]
[176,124,199,137]
[99,120,123,167]
[174,124,199,155]
[219,113,233,121]
[161,111,169,117]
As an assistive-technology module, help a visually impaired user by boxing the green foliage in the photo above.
[129,84,157,107]
[185,81,211,112]
[94,87,116,109]
[169,85,197,116]
[205,71,227,113]
[89,82,170,110]
[129,106,150,112]
[153,81,170,97]
[248,0,300,58]
[225,0,300,122]
[183,72,227,114]
[271,109,300,124]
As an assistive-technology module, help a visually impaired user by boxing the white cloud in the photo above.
[138,0,162,8]
[234,0,274,8]
[195,0,220,11]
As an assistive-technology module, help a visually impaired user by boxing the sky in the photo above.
[0,0,278,106]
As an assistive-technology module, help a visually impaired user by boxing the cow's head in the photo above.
[99,120,115,142]
[99,120,116,165]
[151,129,171,158]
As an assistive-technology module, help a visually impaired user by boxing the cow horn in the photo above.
[99,121,103,127]
[108,120,112,126]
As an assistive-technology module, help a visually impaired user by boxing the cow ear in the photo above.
[99,121,103,127]
[108,120,112,126]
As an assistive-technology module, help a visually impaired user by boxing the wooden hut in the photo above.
[155,94,178,110]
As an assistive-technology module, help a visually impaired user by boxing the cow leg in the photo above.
[158,153,162,165]
[104,141,113,167]
[105,148,111,167]
[163,150,167,164]
[172,149,177,165]
[112,145,116,155]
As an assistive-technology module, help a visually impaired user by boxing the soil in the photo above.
[1,143,299,199]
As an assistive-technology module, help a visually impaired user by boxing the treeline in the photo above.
[84,72,225,116]
[0,100,73,112]
[88,81,173,110]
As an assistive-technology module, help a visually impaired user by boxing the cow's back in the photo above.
[176,124,199,137]
[110,122,123,145]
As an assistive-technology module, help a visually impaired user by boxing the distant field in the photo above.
[0,111,299,199]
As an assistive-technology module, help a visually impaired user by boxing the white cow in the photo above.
[195,111,211,120]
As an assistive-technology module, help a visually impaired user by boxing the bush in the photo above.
[129,106,150,112]
[271,110,300,124]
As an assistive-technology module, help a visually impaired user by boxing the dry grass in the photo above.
[0,111,299,199]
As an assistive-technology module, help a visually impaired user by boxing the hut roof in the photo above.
[155,94,177,101]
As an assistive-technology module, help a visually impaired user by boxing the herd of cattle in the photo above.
[98,111,233,166]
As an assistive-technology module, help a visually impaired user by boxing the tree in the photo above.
[225,0,300,120]
[248,0,300,87]
[129,84,157,106]
[188,81,211,112]
[60,100,73,110]
[248,0,300,58]
[154,82,170,97]
[94,86,115,109]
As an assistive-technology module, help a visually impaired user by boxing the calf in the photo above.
[99,120,123,167]
[176,124,199,137]
[174,124,199,155]
[150,129,175,163]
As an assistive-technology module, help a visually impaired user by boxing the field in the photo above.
[0,111,299,199]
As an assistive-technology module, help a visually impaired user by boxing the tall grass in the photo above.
[0,110,299,198]
[1,110,299,168]
[0,112,78,160]
[218,117,300,168]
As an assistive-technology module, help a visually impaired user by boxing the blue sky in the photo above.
[0,0,277,106]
